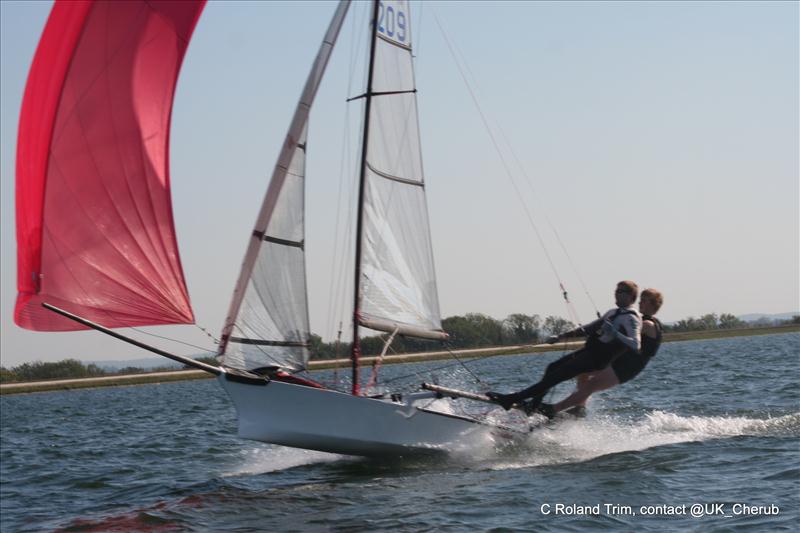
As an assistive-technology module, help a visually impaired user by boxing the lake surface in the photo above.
[2,333,798,531]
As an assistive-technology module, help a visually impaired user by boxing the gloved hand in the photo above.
[546,335,559,344]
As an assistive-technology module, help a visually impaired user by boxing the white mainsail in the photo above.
[219,1,351,372]
[357,0,446,340]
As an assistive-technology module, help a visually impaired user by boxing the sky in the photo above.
[1,1,797,367]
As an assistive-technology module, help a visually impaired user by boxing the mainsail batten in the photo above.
[15,0,205,331]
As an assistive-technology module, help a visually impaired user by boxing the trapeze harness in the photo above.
[611,315,663,384]
[581,307,639,367]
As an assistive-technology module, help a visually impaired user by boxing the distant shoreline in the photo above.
[2,324,797,395]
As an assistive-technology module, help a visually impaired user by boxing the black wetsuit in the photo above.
[611,316,662,384]
[491,308,638,408]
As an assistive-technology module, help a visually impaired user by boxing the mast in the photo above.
[351,0,381,396]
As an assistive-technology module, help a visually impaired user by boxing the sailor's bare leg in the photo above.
[553,366,619,413]
[574,373,591,407]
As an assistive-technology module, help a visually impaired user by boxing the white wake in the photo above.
[225,444,343,476]
[484,410,800,470]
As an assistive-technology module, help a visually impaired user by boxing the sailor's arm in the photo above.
[641,319,657,338]
[613,314,642,352]
[546,316,605,344]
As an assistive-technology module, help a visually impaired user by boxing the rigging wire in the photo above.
[432,11,592,327]
[331,321,344,388]
[194,324,220,345]
[377,347,507,389]
[442,342,487,387]
[325,3,367,343]
[128,326,217,355]
[380,356,476,386]
[324,79,354,340]
[414,0,425,59]
[336,4,372,338]
[497,126,602,319]
[329,149,358,344]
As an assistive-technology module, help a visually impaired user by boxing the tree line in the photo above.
[2,313,797,382]
[0,359,183,384]
[664,313,800,333]
[310,313,575,359]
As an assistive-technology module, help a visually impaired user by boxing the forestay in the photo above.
[358,0,446,340]
[219,1,351,372]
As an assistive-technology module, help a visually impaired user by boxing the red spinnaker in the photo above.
[15,0,205,331]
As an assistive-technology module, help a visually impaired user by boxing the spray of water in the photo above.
[482,410,800,471]
[226,445,344,476]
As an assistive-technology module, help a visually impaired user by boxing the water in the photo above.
[1,333,798,531]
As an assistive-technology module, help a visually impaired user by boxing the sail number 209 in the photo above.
[378,1,407,44]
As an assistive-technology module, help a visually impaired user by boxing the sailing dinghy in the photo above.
[15,0,524,456]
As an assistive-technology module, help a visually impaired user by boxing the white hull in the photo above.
[218,374,494,457]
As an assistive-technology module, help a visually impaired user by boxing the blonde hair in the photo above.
[641,288,664,313]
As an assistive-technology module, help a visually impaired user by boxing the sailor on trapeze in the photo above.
[539,288,664,417]
[487,280,642,416]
